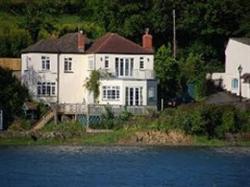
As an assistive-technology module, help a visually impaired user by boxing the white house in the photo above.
[211,38,250,99]
[21,31,157,111]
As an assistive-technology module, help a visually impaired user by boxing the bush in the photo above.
[156,104,250,139]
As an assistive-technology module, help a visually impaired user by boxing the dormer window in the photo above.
[140,57,144,69]
[64,57,72,72]
[105,56,109,68]
[41,56,50,71]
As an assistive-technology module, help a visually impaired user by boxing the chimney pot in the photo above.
[78,31,85,52]
[142,28,153,50]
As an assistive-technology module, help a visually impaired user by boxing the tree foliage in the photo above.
[85,70,101,103]
[0,67,30,128]
[0,0,249,58]
[155,44,181,101]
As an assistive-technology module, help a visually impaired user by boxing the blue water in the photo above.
[0,146,250,187]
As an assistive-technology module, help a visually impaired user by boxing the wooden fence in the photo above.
[0,58,21,71]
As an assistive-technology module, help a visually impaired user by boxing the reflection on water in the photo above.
[0,146,250,187]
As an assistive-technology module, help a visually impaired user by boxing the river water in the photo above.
[0,146,250,187]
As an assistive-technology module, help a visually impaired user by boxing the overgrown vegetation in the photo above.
[85,70,100,103]
[0,67,29,128]
[129,104,250,140]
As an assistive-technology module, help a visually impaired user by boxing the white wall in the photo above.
[99,79,147,105]
[224,39,250,98]
[94,54,154,79]
[59,54,88,104]
[21,52,156,105]
[21,53,58,103]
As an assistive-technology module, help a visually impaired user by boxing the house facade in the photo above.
[211,38,250,99]
[21,31,157,109]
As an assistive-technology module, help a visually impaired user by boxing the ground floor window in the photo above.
[231,78,238,90]
[102,86,120,101]
[125,87,143,106]
[37,82,56,96]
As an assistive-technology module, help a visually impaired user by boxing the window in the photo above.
[115,57,134,77]
[125,87,143,106]
[140,57,144,69]
[125,58,129,76]
[104,56,109,68]
[37,82,56,96]
[102,86,120,101]
[64,57,72,72]
[88,56,94,70]
[37,82,42,95]
[231,79,238,89]
[130,58,134,76]
[41,56,50,70]
[115,58,119,76]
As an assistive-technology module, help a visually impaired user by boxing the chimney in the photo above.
[142,28,153,50]
[78,30,85,52]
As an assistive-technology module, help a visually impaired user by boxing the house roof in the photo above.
[231,38,250,46]
[22,32,153,55]
[22,38,59,53]
[22,33,91,54]
[85,33,153,54]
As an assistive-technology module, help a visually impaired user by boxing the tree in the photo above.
[181,52,206,100]
[154,44,181,102]
[0,67,30,128]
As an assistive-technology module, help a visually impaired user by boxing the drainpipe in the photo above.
[54,53,60,124]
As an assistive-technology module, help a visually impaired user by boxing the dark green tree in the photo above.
[154,44,181,102]
[0,67,30,128]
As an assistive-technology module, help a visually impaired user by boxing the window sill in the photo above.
[37,95,56,97]
[102,99,120,101]
[64,71,74,73]
[39,70,51,73]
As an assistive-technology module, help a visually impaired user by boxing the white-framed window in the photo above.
[140,57,144,69]
[41,56,50,70]
[115,57,134,77]
[102,86,120,101]
[104,56,109,68]
[125,87,143,106]
[231,78,238,90]
[37,82,56,96]
[64,57,72,72]
[88,56,94,70]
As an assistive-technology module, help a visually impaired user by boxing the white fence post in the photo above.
[0,110,3,130]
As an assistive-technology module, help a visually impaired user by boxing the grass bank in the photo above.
[1,103,250,146]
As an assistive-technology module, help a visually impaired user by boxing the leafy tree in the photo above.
[0,67,30,128]
[0,24,32,57]
[181,52,207,100]
[154,44,181,102]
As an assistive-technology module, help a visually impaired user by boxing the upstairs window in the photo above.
[115,57,134,77]
[64,57,72,72]
[231,79,238,90]
[88,56,94,70]
[104,56,109,68]
[41,56,50,70]
[140,57,144,69]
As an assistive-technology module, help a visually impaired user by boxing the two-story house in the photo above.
[211,38,250,99]
[21,31,157,111]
